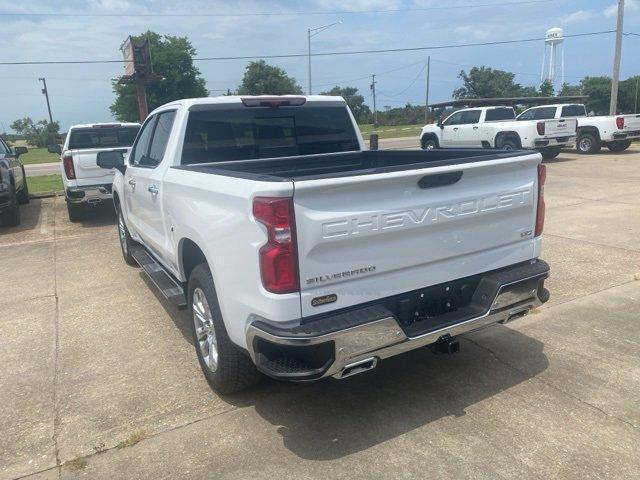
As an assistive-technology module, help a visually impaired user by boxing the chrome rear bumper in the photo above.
[247,260,550,381]
[66,184,113,204]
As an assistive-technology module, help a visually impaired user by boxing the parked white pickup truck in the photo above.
[516,103,640,154]
[97,95,550,393]
[421,106,577,159]
[49,122,140,221]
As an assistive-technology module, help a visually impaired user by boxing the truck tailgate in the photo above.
[69,148,128,184]
[293,153,541,317]
[622,114,640,132]
[545,118,577,137]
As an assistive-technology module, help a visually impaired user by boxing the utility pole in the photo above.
[609,0,625,115]
[635,77,639,113]
[424,56,431,123]
[38,77,54,124]
[371,74,378,128]
[308,28,312,95]
[307,21,342,95]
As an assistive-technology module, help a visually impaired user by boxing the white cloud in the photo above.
[605,0,639,18]
[562,9,596,24]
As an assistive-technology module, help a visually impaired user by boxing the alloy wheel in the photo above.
[193,287,218,372]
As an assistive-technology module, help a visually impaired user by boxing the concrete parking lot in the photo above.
[1,147,639,480]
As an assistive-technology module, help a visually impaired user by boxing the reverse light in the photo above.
[253,197,299,294]
[62,155,76,179]
[535,164,546,237]
[536,121,545,136]
[615,116,625,130]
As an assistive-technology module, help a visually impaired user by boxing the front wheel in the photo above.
[576,133,600,154]
[607,140,632,152]
[116,204,137,266]
[189,263,261,394]
[540,146,561,160]
[421,136,439,150]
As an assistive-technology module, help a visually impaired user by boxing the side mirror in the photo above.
[14,146,28,157]
[97,150,126,174]
[437,119,444,129]
[47,144,61,154]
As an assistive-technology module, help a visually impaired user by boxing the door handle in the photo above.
[128,178,136,187]
[473,126,479,130]
[453,127,459,131]
[148,185,159,195]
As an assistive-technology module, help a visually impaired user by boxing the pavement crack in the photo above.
[51,196,62,479]
[544,233,640,254]
[464,336,639,432]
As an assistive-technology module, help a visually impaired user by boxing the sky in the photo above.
[0,0,638,131]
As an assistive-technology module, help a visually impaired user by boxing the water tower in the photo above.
[541,27,564,88]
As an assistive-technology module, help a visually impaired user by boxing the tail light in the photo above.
[615,116,624,129]
[536,121,545,136]
[253,197,299,293]
[535,164,546,237]
[62,155,75,179]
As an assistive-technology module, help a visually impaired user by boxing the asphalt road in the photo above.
[1,148,640,479]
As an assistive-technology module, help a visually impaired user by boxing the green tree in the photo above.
[559,83,582,96]
[110,31,208,121]
[453,67,524,99]
[237,60,303,95]
[10,117,60,147]
[320,86,371,122]
[538,80,554,97]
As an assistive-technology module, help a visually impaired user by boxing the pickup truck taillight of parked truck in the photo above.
[97,95,550,393]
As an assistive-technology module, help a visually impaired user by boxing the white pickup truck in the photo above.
[49,122,140,221]
[420,106,577,160]
[97,95,550,393]
[516,103,640,154]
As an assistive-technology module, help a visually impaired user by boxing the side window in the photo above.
[147,111,176,166]
[130,116,157,167]
[518,108,537,121]
[460,110,481,125]
[533,107,557,120]
[0,139,9,155]
[561,105,586,117]
[443,111,463,126]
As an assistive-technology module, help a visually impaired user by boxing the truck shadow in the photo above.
[226,325,548,461]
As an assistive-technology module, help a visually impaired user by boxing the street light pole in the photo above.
[307,20,342,95]
[38,77,54,124]
[609,0,625,115]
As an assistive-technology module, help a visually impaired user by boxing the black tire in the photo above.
[421,136,439,150]
[188,263,261,394]
[1,184,20,227]
[115,204,138,266]
[66,202,84,222]
[607,140,632,152]
[540,146,561,160]
[576,133,600,154]
[17,169,30,204]
[498,138,519,150]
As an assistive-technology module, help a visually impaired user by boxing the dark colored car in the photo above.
[0,138,29,227]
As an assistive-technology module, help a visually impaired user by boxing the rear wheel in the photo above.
[1,184,20,227]
[499,138,519,150]
[17,169,29,204]
[607,140,632,152]
[66,202,84,222]
[189,263,261,394]
[421,136,439,150]
[540,146,561,160]
[576,133,600,154]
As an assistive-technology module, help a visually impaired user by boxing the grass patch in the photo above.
[19,147,59,165]
[359,124,423,139]
[63,456,87,471]
[116,430,149,449]
[28,174,63,195]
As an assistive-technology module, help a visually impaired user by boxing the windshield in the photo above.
[181,105,359,164]
[68,126,140,149]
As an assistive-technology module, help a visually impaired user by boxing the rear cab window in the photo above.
[68,125,140,150]
[517,107,557,121]
[181,103,360,164]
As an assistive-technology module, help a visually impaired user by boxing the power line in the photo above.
[0,1,557,17]
[0,30,615,66]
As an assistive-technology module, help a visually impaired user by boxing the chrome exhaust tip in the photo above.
[335,357,378,379]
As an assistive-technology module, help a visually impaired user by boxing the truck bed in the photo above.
[174,149,530,182]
